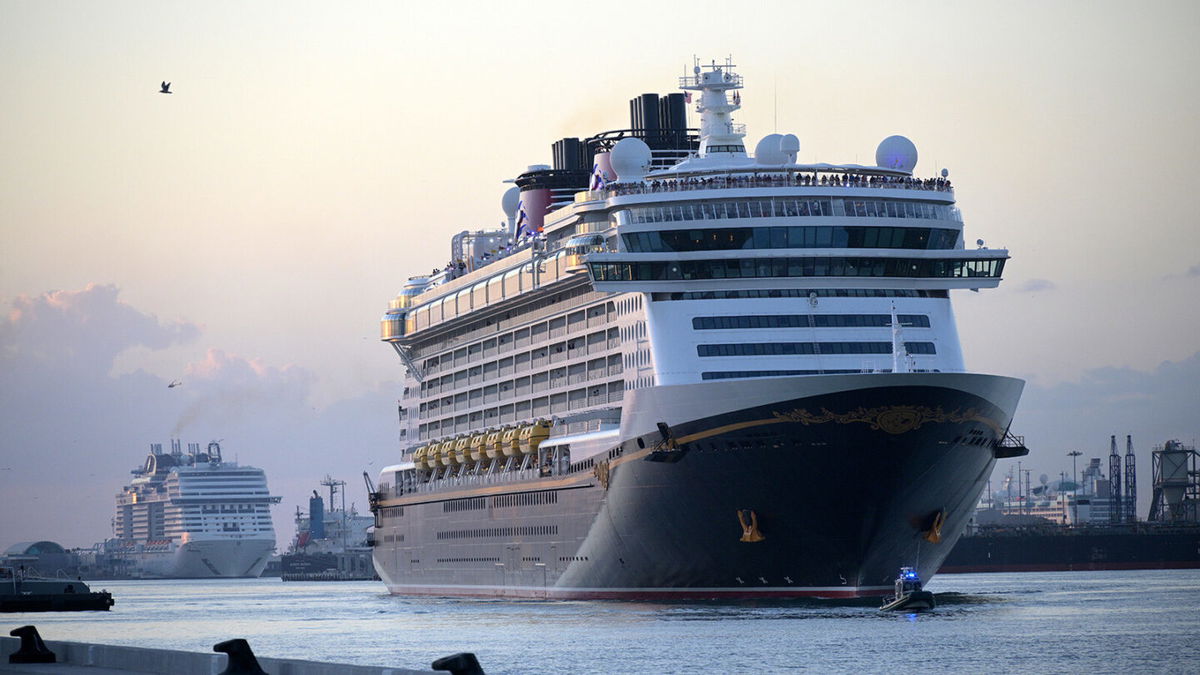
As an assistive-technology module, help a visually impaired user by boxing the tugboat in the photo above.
[1,567,114,612]
[879,567,935,612]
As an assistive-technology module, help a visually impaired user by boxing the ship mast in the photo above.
[679,56,745,157]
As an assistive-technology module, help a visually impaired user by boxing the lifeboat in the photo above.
[411,445,427,467]
[427,442,445,470]
[500,427,521,457]
[518,420,552,456]
[469,433,488,462]
[454,436,472,464]
[483,429,503,460]
[439,439,458,467]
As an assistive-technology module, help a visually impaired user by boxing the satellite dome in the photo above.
[609,137,652,181]
[780,134,800,163]
[501,186,520,219]
[875,135,918,172]
[754,134,785,165]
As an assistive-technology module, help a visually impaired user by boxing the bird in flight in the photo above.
[160,81,172,94]
[168,380,182,388]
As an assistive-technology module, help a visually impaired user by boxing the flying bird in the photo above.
[168,380,182,388]
[160,81,172,94]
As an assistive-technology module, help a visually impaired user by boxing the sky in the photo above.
[2,0,1199,550]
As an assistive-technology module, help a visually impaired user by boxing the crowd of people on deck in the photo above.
[606,172,951,196]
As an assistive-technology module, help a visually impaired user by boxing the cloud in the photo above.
[1,283,200,377]
[1187,264,1200,278]
[0,284,399,550]
[1013,278,1056,292]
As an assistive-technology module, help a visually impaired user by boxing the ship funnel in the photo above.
[309,492,326,540]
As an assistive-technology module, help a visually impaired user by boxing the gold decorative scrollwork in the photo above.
[772,405,1003,435]
[594,460,611,489]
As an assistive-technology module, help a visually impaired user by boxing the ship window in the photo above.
[696,342,936,357]
[624,222,960,251]
[692,314,929,330]
[591,257,1003,282]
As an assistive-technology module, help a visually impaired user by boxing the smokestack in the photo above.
[1110,435,1123,524]
[309,492,326,540]
[1125,434,1137,523]
[630,93,661,144]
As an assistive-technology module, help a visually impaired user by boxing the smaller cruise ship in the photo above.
[108,440,280,578]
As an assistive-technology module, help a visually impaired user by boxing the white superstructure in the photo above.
[381,58,1004,467]
[110,440,281,578]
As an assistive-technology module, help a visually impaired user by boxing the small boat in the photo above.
[879,567,935,612]
[1,567,115,612]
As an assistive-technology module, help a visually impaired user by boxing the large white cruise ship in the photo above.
[369,58,1027,599]
[109,440,280,578]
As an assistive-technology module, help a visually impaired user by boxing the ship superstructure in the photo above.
[110,440,280,578]
[370,58,1026,599]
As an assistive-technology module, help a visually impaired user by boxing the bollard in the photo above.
[214,638,268,675]
[8,625,56,664]
[432,652,485,675]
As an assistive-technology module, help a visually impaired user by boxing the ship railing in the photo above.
[576,174,953,203]
[411,465,565,494]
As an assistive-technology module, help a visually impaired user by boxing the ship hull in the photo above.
[120,539,275,579]
[939,527,1200,573]
[374,372,1023,599]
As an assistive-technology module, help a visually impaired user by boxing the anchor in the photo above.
[737,509,765,543]
[922,509,947,544]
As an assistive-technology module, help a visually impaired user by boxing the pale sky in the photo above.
[2,0,1198,549]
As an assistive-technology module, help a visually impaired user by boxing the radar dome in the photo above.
[609,137,652,181]
[501,186,520,219]
[875,135,918,172]
[754,134,785,165]
[780,134,800,163]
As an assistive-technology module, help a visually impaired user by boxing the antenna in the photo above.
[773,75,778,133]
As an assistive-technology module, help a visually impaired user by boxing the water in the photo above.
[6,570,1199,674]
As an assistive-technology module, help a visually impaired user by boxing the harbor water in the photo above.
[5,570,1198,674]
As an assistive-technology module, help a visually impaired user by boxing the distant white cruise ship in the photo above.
[109,440,280,578]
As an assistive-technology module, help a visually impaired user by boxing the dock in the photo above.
[1,627,484,675]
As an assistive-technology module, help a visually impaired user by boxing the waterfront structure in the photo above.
[281,477,375,581]
[370,58,1026,599]
[108,440,280,578]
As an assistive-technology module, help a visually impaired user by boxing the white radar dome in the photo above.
[876,135,918,172]
[780,134,800,163]
[609,137,652,181]
[501,186,521,219]
[754,134,786,165]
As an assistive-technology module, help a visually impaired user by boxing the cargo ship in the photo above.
[368,57,1026,599]
[941,438,1200,573]
[280,477,376,581]
[938,523,1200,573]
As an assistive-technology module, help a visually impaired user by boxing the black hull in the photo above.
[0,592,114,612]
[374,373,1023,599]
[939,526,1200,573]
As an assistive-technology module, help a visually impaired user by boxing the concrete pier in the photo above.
[0,635,446,674]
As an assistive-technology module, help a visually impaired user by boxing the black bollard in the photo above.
[432,652,485,675]
[213,638,268,675]
[8,625,56,664]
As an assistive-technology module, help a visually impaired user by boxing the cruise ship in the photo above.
[108,440,281,578]
[369,58,1027,599]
